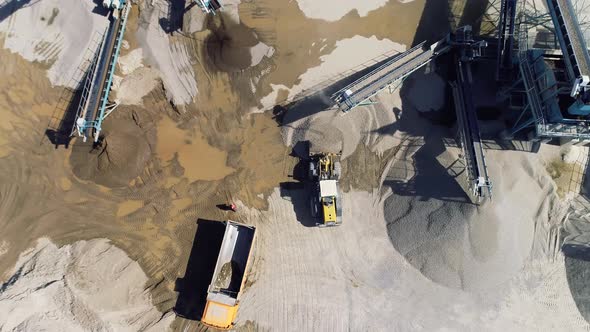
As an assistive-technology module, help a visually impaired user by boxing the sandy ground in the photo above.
[255,35,406,112]
[135,0,198,105]
[295,0,390,21]
[0,238,174,331]
[233,59,589,329]
[1,0,590,331]
[0,0,109,87]
[280,87,403,159]
[237,189,588,331]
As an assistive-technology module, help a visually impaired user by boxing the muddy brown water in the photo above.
[238,0,426,106]
[156,116,235,182]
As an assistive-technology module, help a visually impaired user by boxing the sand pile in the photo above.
[276,35,407,159]
[114,67,160,105]
[111,47,161,106]
[70,119,152,188]
[383,111,564,290]
[237,189,589,330]
[405,70,446,112]
[282,99,400,159]
[0,238,173,331]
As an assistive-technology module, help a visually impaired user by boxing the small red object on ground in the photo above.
[230,203,237,212]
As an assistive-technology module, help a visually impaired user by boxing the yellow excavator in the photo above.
[309,152,342,226]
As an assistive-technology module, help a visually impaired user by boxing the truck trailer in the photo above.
[201,220,256,330]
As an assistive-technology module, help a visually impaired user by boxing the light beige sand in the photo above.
[117,48,144,75]
[295,0,390,21]
[114,66,160,105]
[1,1,589,330]
[0,0,109,87]
[236,189,588,331]
[0,238,174,331]
[135,1,198,105]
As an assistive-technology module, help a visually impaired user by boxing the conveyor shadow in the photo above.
[564,165,590,324]
[274,53,419,127]
[456,0,490,35]
[174,219,226,321]
[44,74,88,148]
[565,257,590,323]
[159,0,187,34]
[91,0,110,15]
[380,0,488,289]
[380,48,471,204]
[0,0,35,23]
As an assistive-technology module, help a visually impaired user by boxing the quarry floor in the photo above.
[1,0,590,331]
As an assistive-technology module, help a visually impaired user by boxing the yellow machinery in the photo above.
[309,153,342,226]
[201,221,256,330]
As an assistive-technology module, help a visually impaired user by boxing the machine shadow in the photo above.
[279,143,317,227]
[279,183,316,227]
[174,219,226,321]
[91,0,111,15]
[275,53,422,127]
[565,257,590,323]
[159,0,187,34]
[380,50,472,204]
[0,0,35,23]
[44,74,88,148]
[564,165,590,324]
[380,0,483,265]
[379,0,512,205]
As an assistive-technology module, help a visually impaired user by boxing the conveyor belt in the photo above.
[496,0,517,80]
[84,13,122,126]
[452,60,492,199]
[75,4,130,142]
[194,0,222,13]
[332,42,439,113]
[546,0,590,80]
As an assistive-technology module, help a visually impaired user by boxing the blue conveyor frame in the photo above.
[74,2,130,142]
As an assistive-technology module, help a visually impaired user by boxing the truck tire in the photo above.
[310,197,318,218]
[308,161,317,180]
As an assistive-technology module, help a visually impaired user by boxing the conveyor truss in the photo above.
[331,41,449,113]
[73,2,130,142]
[506,0,590,140]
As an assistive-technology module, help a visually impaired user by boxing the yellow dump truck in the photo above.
[201,221,256,330]
[309,152,343,226]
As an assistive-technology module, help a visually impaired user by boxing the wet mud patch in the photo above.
[204,12,259,72]
[156,116,235,182]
